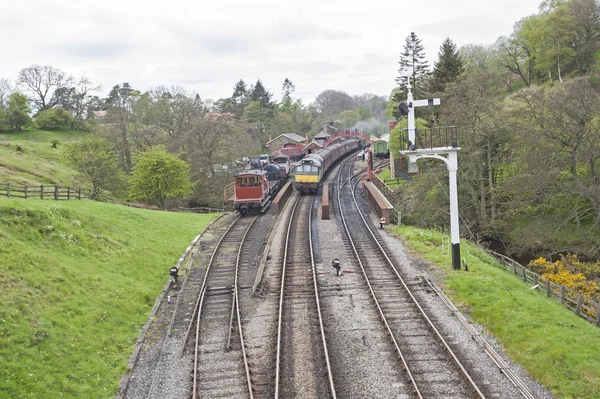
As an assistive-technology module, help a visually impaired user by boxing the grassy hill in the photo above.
[396,225,600,398]
[0,129,89,187]
[0,197,218,399]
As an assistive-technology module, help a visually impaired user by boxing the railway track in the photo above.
[274,194,336,398]
[335,157,486,399]
[182,214,257,399]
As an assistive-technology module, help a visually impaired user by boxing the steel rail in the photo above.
[308,192,338,399]
[185,214,257,399]
[181,214,241,356]
[426,279,537,399]
[274,194,337,398]
[335,157,424,398]
[274,194,301,398]
[233,216,258,399]
[345,162,486,399]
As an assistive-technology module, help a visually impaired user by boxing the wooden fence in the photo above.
[488,250,600,326]
[0,183,91,200]
[176,207,224,214]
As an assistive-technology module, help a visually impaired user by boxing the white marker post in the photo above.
[401,83,461,270]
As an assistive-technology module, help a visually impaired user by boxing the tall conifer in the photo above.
[429,38,464,93]
[396,32,430,98]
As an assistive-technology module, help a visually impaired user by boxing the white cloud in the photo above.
[0,0,542,103]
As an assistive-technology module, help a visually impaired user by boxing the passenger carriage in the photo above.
[294,139,360,194]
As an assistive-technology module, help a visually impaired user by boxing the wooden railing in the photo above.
[488,250,600,326]
[0,182,91,200]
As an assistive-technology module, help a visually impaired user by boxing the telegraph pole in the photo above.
[400,83,462,270]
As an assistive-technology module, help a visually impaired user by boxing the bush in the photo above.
[50,139,60,148]
[35,107,74,130]
[528,255,600,301]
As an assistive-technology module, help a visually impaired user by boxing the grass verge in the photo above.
[376,167,407,188]
[0,197,219,398]
[0,140,81,186]
[395,225,600,399]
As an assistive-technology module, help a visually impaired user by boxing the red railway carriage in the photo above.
[233,170,269,213]
[233,165,286,214]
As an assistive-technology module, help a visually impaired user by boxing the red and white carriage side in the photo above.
[233,170,270,213]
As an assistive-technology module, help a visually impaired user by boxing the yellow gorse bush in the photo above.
[527,254,600,301]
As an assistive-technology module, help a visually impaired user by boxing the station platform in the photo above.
[362,180,393,222]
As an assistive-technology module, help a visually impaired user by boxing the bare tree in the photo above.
[0,78,12,107]
[17,65,74,112]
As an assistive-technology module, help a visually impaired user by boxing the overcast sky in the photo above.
[2,0,542,104]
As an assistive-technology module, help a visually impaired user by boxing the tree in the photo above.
[282,78,295,105]
[5,92,31,131]
[17,65,74,112]
[129,146,193,209]
[396,32,430,97]
[353,93,388,124]
[0,78,12,108]
[101,83,139,171]
[312,90,356,118]
[495,20,533,88]
[67,138,125,198]
[249,79,273,109]
[519,8,575,83]
[35,107,74,130]
[338,110,361,129]
[429,38,464,93]
[568,0,600,73]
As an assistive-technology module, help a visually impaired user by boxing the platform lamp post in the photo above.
[399,81,462,271]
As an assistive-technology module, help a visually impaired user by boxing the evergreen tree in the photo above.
[429,38,464,93]
[395,32,430,97]
[249,79,273,108]
[232,79,247,100]
[282,78,295,104]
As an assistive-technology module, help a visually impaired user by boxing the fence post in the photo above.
[560,286,565,304]
[88,189,91,199]
[546,280,551,297]
[534,275,538,286]
[522,267,527,282]
[24,185,28,199]
[596,305,600,326]
[40,185,44,199]
[67,187,71,200]
[6,183,10,198]
[54,186,58,200]
[512,263,516,275]
[575,294,583,316]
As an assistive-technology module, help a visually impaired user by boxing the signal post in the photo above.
[399,83,462,270]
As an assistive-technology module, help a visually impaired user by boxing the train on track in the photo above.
[295,138,360,194]
[230,133,362,212]
[233,160,288,214]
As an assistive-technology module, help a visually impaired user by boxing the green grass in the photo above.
[0,139,82,187]
[395,225,600,399]
[1,128,89,142]
[0,197,219,398]
[376,167,407,188]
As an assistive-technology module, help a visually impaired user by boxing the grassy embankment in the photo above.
[0,129,88,186]
[376,167,408,187]
[0,197,219,399]
[396,225,600,399]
